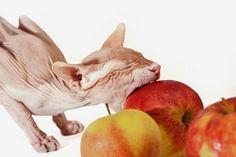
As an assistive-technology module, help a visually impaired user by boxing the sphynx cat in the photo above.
[0,16,160,152]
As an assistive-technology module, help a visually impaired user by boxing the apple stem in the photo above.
[221,98,234,113]
[105,103,111,115]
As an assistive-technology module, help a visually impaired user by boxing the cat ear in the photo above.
[52,61,82,83]
[101,23,125,49]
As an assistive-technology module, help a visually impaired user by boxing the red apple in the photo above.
[124,80,204,157]
[80,109,163,157]
[186,97,236,157]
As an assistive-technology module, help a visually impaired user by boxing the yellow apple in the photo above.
[80,109,162,157]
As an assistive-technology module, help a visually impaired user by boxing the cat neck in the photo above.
[47,74,94,111]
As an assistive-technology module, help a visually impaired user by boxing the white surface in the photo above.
[0,0,236,156]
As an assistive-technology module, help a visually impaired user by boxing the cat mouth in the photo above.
[153,72,160,81]
[127,70,160,96]
[148,69,160,83]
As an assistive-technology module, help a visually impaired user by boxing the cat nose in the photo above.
[148,64,161,75]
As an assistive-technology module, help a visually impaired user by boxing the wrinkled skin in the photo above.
[0,16,160,152]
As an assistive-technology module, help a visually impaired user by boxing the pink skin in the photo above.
[0,16,160,152]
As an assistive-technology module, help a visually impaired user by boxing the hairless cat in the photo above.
[0,16,160,152]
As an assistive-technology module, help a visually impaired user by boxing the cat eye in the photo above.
[82,59,99,66]
[124,64,132,69]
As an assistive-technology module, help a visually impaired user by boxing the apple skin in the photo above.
[80,109,163,157]
[186,97,236,157]
[124,80,204,157]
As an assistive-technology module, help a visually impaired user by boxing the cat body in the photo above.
[0,16,160,152]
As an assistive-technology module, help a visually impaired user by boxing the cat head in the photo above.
[52,24,160,111]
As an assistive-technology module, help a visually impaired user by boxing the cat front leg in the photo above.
[53,113,84,136]
[3,99,60,153]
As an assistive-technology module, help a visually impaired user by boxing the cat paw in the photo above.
[32,136,60,153]
[60,120,84,136]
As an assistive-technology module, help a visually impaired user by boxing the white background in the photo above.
[0,0,236,156]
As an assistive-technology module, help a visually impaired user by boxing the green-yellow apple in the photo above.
[186,97,236,157]
[124,80,204,157]
[80,109,163,157]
